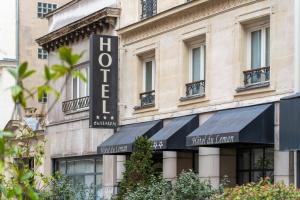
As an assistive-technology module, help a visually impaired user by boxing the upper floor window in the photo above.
[38,91,47,103]
[72,66,89,99]
[248,26,270,69]
[186,43,205,96]
[143,59,155,92]
[37,2,57,18]
[38,48,48,59]
[244,23,270,86]
[141,0,157,19]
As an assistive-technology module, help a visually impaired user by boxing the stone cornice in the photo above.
[118,0,264,45]
[36,7,120,51]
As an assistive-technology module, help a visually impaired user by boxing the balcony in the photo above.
[236,67,270,92]
[62,96,90,113]
[139,90,155,108]
[186,80,205,96]
[141,0,157,19]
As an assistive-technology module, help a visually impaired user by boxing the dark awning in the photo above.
[98,120,163,154]
[186,104,274,147]
[280,93,300,150]
[150,115,198,151]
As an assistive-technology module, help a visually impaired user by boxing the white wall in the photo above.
[0,67,15,129]
[0,0,16,60]
[49,0,118,32]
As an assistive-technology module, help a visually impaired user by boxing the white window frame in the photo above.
[142,58,155,92]
[246,23,270,69]
[189,43,205,82]
[38,48,48,59]
[72,66,89,99]
[37,2,57,18]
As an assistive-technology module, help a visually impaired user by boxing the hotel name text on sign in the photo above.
[90,35,118,128]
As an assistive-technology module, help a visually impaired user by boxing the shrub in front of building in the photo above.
[117,136,155,200]
[215,179,300,200]
[172,170,220,200]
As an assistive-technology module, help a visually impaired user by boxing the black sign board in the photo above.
[89,35,118,128]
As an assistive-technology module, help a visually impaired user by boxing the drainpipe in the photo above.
[294,0,300,188]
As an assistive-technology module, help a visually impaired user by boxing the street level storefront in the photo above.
[186,104,275,186]
[98,115,199,183]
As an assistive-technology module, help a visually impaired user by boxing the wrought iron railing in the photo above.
[186,80,205,96]
[141,0,157,19]
[140,90,155,108]
[243,66,270,86]
[62,96,90,113]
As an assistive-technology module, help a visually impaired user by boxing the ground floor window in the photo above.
[54,156,103,200]
[237,147,274,185]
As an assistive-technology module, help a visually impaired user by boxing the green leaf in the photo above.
[18,62,28,78]
[21,70,35,80]
[27,189,39,200]
[13,185,22,195]
[21,170,34,181]
[11,85,22,98]
[37,85,51,101]
[70,54,81,66]
[44,65,51,80]
[71,70,86,82]
[51,64,69,79]
[7,68,17,79]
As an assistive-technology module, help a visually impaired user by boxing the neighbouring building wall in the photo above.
[19,0,70,113]
[0,0,17,129]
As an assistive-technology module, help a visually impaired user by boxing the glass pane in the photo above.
[237,149,250,170]
[67,159,95,174]
[264,148,274,169]
[79,69,86,97]
[96,175,103,200]
[265,27,270,67]
[145,61,153,92]
[251,30,261,69]
[57,160,66,174]
[53,4,57,9]
[72,77,78,99]
[86,67,90,96]
[192,47,201,81]
[251,171,264,182]
[96,158,103,173]
[251,148,264,169]
[237,172,249,185]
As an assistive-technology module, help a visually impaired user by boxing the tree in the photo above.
[117,136,155,199]
[0,47,85,199]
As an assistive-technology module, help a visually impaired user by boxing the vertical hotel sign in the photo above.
[89,35,118,128]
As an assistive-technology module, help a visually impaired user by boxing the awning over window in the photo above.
[98,120,162,154]
[186,104,274,147]
[150,115,198,151]
[280,93,300,150]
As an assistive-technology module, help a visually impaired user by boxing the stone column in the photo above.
[274,103,294,185]
[116,155,126,183]
[103,155,116,199]
[198,147,220,187]
[163,151,177,182]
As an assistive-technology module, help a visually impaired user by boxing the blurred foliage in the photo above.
[0,47,85,199]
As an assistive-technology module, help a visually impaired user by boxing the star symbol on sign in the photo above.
[96,115,100,120]
[103,116,107,120]
[111,116,114,120]
[153,142,157,149]
[158,141,163,149]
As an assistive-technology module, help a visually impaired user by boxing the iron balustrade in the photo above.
[243,66,270,86]
[140,90,155,108]
[186,80,205,97]
[62,96,90,113]
[141,0,157,19]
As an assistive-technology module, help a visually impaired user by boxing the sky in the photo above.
[0,0,16,60]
